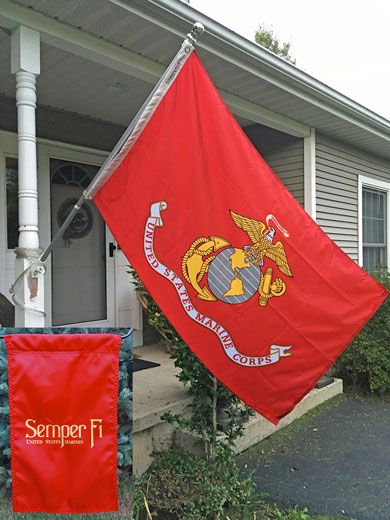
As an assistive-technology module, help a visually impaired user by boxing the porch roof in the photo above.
[0,0,389,159]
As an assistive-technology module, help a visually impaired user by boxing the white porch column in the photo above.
[304,128,316,221]
[11,25,45,326]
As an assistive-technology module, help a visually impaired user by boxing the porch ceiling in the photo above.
[0,28,253,130]
[0,0,389,160]
[0,29,154,127]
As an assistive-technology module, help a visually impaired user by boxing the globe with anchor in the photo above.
[181,211,292,307]
[207,247,261,304]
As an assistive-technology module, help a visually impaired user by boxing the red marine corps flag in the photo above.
[87,25,386,424]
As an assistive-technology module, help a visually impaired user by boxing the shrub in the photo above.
[134,449,253,520]
[133,449,347,520]
[130,269,254,459]
[334,270,389,394]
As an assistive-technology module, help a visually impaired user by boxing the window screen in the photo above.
[362,187,387,271]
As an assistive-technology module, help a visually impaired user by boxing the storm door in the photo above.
[50,158,110,326]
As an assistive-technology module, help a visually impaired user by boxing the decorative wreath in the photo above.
[57,197,94,240]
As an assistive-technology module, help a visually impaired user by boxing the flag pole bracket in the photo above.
[185,22,205,48]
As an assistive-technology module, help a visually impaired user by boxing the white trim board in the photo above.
[304,128,316,221]
[358,175,390,269]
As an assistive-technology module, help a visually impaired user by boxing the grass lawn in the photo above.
[0,505,130,520]
[0,475,132,520]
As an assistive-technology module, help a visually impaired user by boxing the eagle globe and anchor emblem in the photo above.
[144,202,294,367]
[182,211,292,307]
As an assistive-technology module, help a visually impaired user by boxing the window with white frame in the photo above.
[361,178,389,272]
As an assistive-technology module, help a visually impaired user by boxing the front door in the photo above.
[50,158,114,326]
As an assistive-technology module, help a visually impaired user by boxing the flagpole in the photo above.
[40,21,204,264]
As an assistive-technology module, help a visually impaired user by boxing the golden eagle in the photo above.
[230,211,292,277]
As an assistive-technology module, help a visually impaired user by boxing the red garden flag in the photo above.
[93,52,387,424]
[6,334,120,513]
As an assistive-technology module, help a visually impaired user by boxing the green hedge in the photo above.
[0,327,132,488]
[334,271,389,394]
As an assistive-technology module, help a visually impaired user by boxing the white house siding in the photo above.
[244,124,304,206]
[316,134,390,262]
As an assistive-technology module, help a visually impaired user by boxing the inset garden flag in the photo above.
[6,333,120,513]
[92,52,387,424]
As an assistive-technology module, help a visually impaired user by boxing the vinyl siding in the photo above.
[316,134,390,261]
[244,124,304,205]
